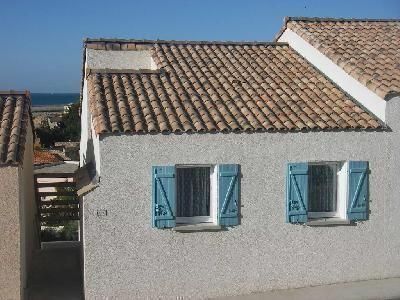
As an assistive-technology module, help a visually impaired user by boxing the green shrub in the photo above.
[40,221,79,242]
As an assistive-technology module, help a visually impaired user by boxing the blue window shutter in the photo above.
[218,164,240,226]
[152,166,176,228]
[286,163,308,223]
[347,161,369,221]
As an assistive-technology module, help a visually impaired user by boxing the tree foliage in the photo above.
[35,101,81,148]
[58,102,81,142]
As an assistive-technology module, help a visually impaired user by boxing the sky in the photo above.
[1,0,399,93]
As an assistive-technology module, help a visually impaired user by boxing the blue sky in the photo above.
[1,0,399,93]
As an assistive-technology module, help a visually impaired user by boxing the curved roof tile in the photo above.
[277,17,400,99]
[86,41,382,134]
[0,91,32,165]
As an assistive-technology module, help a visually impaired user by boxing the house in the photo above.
[0,91,37,299]
[47,114,63,129]
[79,18,400,299]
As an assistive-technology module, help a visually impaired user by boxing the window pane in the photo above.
[308,164,337,212]
[177,167,210,217]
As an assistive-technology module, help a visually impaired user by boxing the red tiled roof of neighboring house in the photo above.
[0,91,32,165]
[34,150,64,165]
[276,17,400,99]
[84,39,382,135]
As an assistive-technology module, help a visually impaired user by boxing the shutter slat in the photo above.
[218,164,240,226]
[152,166,176,228]
[286,163,308,223]
[347,161,369,221]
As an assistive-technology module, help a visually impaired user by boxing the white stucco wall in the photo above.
[278,29,387,122]
[80,55,101,176]
[86,49,157,70]
[90,119,101,176]
[79,71,89,166]
[81,98,400,299]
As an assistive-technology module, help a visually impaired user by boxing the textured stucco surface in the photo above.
[86,49,156,70]
[79,75,90,166]
[0,166,21,299]
[83,99,400,299]
[0,122,35,300]
[19,123,37,296]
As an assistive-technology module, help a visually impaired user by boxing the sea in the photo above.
[31,93,80,106]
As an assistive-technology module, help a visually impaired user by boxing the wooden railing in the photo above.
[34,172,79,226]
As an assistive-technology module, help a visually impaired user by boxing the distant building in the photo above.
[54,142,80,161]
[0,91,37,299]
[34,150,64,166]
[47,115,62,129]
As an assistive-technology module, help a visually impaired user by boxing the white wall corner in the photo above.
[80,50,100,172]
[90,116,101,177]
[79,59,90,167]
[385,96,400,131]
[278,29,387,123]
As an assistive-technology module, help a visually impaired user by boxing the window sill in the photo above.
[173,223,222,232]
[306,218,352,226]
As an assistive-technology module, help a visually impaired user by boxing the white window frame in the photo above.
[336,162,348,220]
[175,164,218,225]
[307,161,348,220]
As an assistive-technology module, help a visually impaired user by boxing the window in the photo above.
[308,162,344,219]
[152,164,240,229]
[286,161,369,224]
[176,165,217,224]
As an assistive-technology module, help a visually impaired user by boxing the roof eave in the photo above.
[0,162,20,167]
[284,16,400,22]
[83,38,289,46]
[0,90,30,96]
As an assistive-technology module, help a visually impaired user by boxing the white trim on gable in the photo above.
[80,49,101,176]
[90,116,101,176]
[278,29,387,122]
[79,66,90,166]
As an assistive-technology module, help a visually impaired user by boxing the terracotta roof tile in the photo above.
[34,150,63,165]
[278,17,400,99]
[86,41,382,134]
[0,91,32,165]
